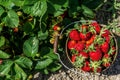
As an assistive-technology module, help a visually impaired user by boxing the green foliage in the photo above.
[0,50,10,59]
[23,37,39,58]
[3,10,19,28]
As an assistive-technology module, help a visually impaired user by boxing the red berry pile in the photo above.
[66,21,117,73]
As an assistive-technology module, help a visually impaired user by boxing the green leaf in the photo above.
[23,22,34,34]
[11,0,24,6]
[23,37,39,58]
[68,0,81,17]
[81,5,95,19]
[35,58,53,70]
[0,25,3,32]
[48,63,61,72]
[3,10,19,28]
[31,1,47,17]
[0,60,13,75]
[0,0,14,9]
[15,56,33,69]
[38,30,48,40]
[14,63,27,80]
[0,50,10,59]
[40,47,58,60]
[0,36,5,47]
[0,6,4,16]
[22,6,31,14]
[23,0,38,5]
[47,0,69,17]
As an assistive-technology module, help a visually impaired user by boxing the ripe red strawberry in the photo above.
[103,63,110,67]
[67,40,76,49]
[53,24,61,31]
[91,22,101,34]
[78,51,88,59]
[75,42,85,52]
[86,32,92,40]
[79,32,86,40]
[79,32,92,41]
[104,35,110,43]
[89,48,102,61]
[69,29,81,40]
[92,67,102,73]
[102,30,110,37]
[71,55,76,62]
[81,61,91,72]
[101,42,109,54]
[102,54,111,67]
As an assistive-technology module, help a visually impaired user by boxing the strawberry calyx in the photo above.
[94,35,105,45]
[90,21,101,34]
[70,49,79,55]
[108,46,116,55]
[73,55,85,68]
[102,54,112,67]
[90,60,102,72]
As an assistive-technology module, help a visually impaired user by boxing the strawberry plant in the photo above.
[66,21,117,73]
[0,0,119,79]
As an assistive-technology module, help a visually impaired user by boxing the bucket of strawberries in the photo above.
[65,20,118,73]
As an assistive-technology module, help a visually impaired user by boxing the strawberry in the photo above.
[101,30,110,37]
[79,25,91,41]
[79,32,86,40]
[111,46,116,55]
[90,61,102,72]
[78,51,88,59]
[67,40,76,49]
[79,32,92,40]
[104,35,110,43]
[81,25,88,33]
[86,35,95,45]
[69,29,81,40]
[86,32,92,40]
[101,42,109,54]
[102,54,111,67]
[81,61,91,72]
[91,22,101,34]
[71,55,76,63]
[92,67,102,73]
[89,48,102,61]
[53,24,61,31]
[13,27,18,32]
[75,42,85,52]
